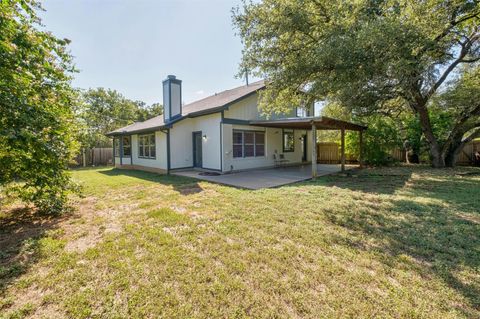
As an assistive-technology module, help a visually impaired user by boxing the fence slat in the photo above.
[316,140,479,165]
[72,147,113,167]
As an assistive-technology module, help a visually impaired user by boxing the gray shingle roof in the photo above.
[107,80,265,136]
[182,80,264,116]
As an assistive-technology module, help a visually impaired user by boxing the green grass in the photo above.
[1,166,480,318]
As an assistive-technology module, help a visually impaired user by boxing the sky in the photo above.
[40,0,258,105]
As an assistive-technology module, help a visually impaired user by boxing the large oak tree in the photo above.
[233,0,479,167]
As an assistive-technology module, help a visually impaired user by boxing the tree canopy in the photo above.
[76,88,162,149]
[233,0,480,167]
[0,0,79,213]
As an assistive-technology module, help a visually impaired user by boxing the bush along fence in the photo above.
[72,148,113,167]
[316,140,480,166]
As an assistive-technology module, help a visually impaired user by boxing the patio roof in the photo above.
[250,116,367,131]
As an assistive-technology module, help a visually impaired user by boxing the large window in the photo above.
[114,136,131,157]
[122,136,131,156]
[138,134,156,159]
[283,129,294,152]
[233,130,265,158]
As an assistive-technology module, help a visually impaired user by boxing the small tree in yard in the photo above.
[233,0,480,167]
[0,0,78,213]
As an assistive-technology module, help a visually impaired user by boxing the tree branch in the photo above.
[441,104,480,153]
[425,34,479,100]
[462,127,480,144]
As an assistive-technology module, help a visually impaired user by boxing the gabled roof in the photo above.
[107,80,265,136]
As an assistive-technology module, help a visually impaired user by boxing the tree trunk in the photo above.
[430,147,446,168]
[415,103,446,168]
[445,139,465,168]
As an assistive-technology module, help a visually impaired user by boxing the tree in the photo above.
[233,0,480,167]
[0,0,78,213]
[76,88,162,149]
[436,66,480,166]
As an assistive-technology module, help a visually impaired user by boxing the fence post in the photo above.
[340,128,345,172]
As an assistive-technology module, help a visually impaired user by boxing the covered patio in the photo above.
[250,116,367,178]
[173,163,356,190]
[173,116,366,189]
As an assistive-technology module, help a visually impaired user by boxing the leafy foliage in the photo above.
[233,0,480,167]
[76,88,162,149]
[346,116,402,166]
[0,0,78,213]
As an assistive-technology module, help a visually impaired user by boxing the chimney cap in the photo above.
[167,75,176,80]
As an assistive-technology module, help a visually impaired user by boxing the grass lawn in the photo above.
[1,165,480,318]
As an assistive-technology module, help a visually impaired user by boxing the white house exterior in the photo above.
[107,75,365,175]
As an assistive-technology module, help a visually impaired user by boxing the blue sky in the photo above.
[41,0,257,105]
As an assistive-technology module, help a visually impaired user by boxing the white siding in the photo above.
[169,113,222,170]
[222,124,312,171]
[224,94,311,121]
[131,131,168,170]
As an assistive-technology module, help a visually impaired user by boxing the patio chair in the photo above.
[273,153,289,167]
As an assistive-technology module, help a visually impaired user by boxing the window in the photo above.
[283,129,294,152]
[233,131,243,158]
[114,138,120,157]
[232,130,265,158]
[138,133,156,159]
[114,137,131,157]
[122,136,131,157]
[296,107,308,117]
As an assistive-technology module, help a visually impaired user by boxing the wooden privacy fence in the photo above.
[316,142,405,164]
[456,140,480,165]
[72,148,113,167]
[316,142,372,164]
[317,140,480,165]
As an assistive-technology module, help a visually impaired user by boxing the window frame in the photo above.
[122,136,131,157]
[282,129,295,153]
[232,130,266,159]
[114,138,120,157]
[138,133,156,159]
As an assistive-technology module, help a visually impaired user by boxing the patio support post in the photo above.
[311,123,317,179]
[359,130,364,168]
[112,138,115,166]
[119,136,123,166]
[340,128,345,172]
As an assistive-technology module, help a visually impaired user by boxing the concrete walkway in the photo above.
[172,164,355,190]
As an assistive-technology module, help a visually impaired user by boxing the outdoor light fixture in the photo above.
[203,134,207,140]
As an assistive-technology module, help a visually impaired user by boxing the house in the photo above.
[107,75,366,178]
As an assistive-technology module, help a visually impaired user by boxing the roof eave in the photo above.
[106,124,170,137]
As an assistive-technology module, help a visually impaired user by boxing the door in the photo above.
[302,134,307,162]
[193,131,203,168]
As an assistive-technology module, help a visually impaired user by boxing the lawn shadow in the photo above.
[0,206,66,295]
[98,168,204,195]
[322,168,480,316]
[317,166,413,195]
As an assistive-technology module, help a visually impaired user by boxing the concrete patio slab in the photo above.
[172,164,356,189]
